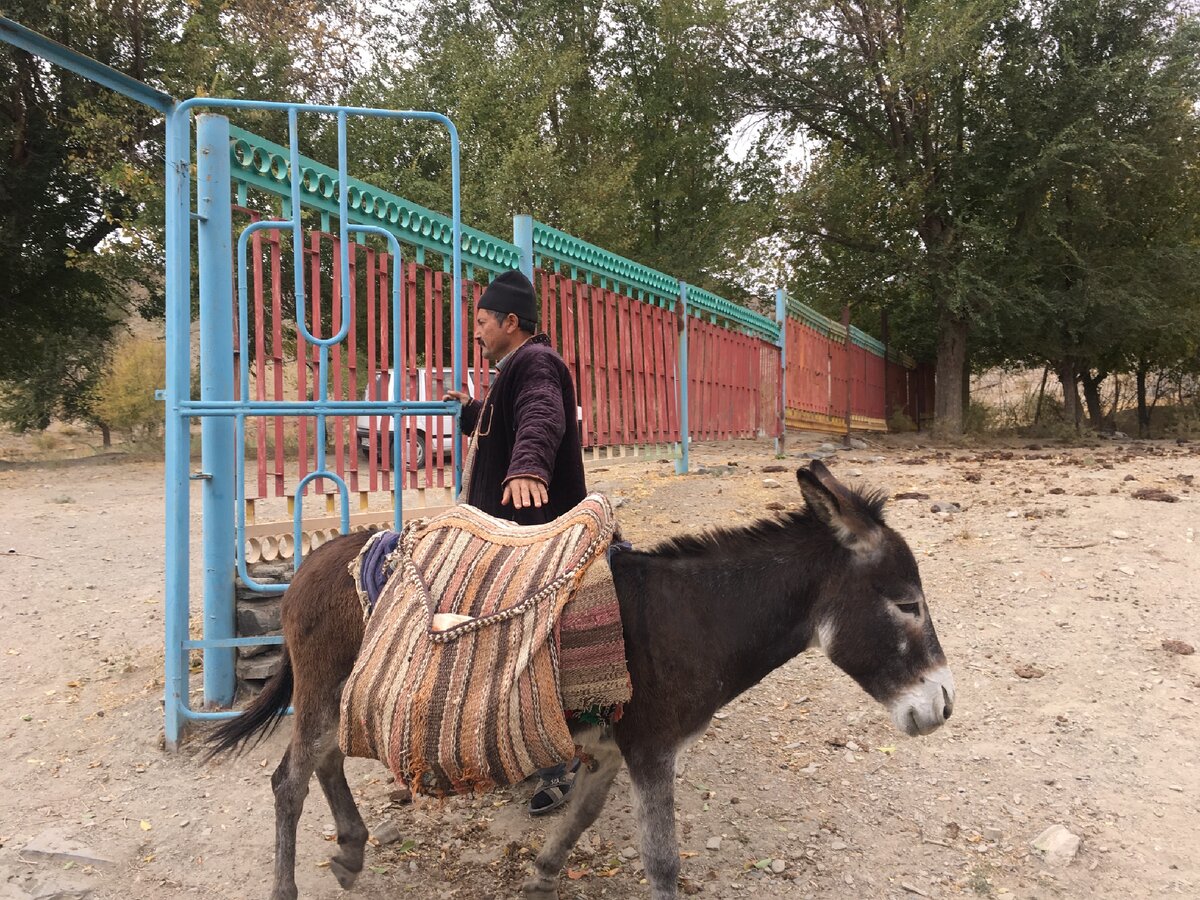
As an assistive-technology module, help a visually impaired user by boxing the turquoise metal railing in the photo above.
[227,125,521,275]
[527,220,781,342]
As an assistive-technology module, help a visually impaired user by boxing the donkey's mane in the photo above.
[640,483,889,560]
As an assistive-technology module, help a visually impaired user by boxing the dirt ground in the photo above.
[1,431,1198,900]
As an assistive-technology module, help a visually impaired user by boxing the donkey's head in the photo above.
[796,461,954,737]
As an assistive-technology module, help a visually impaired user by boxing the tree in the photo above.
[0,0,373,435]
[973,0,1200,432]
[726,0,1200,435]
[0,0,171,434]
[343,0,774,300]
[726,0,1017,434]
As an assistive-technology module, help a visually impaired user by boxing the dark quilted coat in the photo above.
[460,334,587,526]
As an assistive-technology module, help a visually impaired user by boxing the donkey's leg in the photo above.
[270,740,314,900]
[522,736,623,899]
[626,749,681,900]
[270,697,341,900]
[314,743,369,888]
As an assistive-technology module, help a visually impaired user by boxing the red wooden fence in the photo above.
[233,220,914,505]
[782,317,921,434]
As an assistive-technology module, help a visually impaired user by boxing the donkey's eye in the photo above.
[895,600,922,617]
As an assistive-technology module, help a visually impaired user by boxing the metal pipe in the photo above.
[447,123,463,500]
[675,283,690,475]
[162,106,189,750]
[842,304,853,447]
[775,288,788,456]
[513,214,534,280]
[0,17,176,113]
[196,114,237,707]
[180,400,453,414]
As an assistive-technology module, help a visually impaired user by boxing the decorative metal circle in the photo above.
[252,147,272,175]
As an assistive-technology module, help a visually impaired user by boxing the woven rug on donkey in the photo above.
[557,551,632,714]
[338,494,616,796]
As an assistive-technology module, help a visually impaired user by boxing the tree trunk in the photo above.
[1034,366,1050,424]
[100,424,112,449]
[961,346,971,422]
[1055,361,1081,432]
[933,311,968,436]
[1080,370,1106,429]
[1135,360,1152,437]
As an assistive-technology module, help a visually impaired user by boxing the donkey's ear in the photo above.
[795,466,842,527]
[796,463,880,552]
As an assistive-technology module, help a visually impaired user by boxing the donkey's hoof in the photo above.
[521,875,559,899]
[329,858,362,889]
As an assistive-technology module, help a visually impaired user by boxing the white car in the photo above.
[356,368,485,469]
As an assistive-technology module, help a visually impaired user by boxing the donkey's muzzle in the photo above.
[889,665,956,737]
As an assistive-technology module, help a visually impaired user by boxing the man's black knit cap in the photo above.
[478,270,538,324]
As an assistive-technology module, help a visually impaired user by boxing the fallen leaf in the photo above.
[140,820,152,831]
[566,868,589,880]
[1014,664,1045,679]
[876,746,896,755]
[753,858,772,870]
[369,866,389,874]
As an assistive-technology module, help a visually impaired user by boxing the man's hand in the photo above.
[443,389,470,404]
[502,477,548,510]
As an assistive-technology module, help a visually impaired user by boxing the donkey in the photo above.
[207,461,955,900]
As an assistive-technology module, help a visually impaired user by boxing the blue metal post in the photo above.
[448,126,463,500]
[675,283,690,475]
[196,114,237,707]
[163,106,190,748]
[775,288,788,456]
[513,214,534,281]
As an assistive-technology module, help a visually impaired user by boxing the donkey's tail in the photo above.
[203,648,293,760]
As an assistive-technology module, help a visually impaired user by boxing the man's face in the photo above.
[474,309,516,363]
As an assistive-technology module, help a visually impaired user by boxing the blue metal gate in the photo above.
[0,16,468,749]
[162,99,466,748]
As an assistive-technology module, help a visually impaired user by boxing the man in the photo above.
[443,268,586,813]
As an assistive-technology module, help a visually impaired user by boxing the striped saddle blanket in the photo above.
[337,494,623,796]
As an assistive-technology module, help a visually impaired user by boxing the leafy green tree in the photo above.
[726,0,1016,434]
[0,0,171,435]
[345,0,774,300]
[0,0,372,436]
[726,0,1200,435]
[973,0,1200,431]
